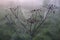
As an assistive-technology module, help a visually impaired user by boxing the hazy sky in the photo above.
[0,0,44,9]
[0,0,60,9]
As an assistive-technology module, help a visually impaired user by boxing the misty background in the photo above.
[0,0,60,9]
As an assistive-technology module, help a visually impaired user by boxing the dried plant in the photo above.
[0,4,58,40]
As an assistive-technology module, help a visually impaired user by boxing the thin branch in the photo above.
[31,4,55,37]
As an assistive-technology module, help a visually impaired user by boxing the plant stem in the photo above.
[30,23,33,40]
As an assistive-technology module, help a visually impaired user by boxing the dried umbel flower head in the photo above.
[27,18,39,24]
